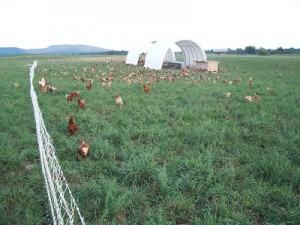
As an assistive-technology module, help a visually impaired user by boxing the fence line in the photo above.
[29,61,85,225]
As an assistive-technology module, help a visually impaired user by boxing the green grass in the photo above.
[1,54,299,224]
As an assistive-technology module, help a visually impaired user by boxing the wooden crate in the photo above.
[194,61,219,72]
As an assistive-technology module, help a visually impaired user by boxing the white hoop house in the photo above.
[125,43,153,65]
[144,39,206,70]
[126,39,206,70]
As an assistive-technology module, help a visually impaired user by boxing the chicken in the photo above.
[40,84,47,93]
[77,139,90,160]
[89,67,95,75]
[245,93,261,102]
[223,80,232,85]
[80,75,86,82]
[38,75,47,92]
[245,96,254,102]
[253,93,261,101]
[143,84,151,92]
[267,87,273,93]
[46,83,59,92]
[85,80,93,90]
[125,79,131,86]
[38,76,46,87]
[233,77,241,82]
[102,81,112,87]
[66,94,74,101]
[66,91,80,101]
[249,77,254,88]
[77,97,86,108]
[71,91,80,97]
[115,92,123,106]
[224,92,231,98]
[13,83,21,88]
[68,115,78,135]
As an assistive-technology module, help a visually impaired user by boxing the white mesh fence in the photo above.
[29,61,85,225]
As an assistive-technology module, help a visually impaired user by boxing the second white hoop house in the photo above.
[143,39,206,70]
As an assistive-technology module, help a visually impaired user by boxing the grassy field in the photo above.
[0,54,299,224]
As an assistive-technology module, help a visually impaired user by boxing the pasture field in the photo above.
[0,54,299,224]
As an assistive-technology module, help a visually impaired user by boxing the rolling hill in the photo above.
[0,44,111,55]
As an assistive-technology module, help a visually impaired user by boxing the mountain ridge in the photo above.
[0,44,112,55]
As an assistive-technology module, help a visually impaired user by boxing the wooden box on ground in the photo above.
[194,61,219,72]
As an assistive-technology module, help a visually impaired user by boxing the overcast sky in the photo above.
[0,0,299,50]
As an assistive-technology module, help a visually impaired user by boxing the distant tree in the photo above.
[277,47,284,53]
[227,48,236,54]
[245,46,256,54]
[271,47,285,54]
[235,48,246,55]
[259,47,269,55]
[286,48,295,54]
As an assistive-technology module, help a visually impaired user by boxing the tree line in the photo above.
[206,46,300,55]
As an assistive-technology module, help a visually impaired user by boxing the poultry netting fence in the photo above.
[29,61,85,225]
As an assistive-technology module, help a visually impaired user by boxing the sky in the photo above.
[0,0,299,51]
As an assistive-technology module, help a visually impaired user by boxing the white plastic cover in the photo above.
[176,40,207,68]
[125,43,153,65]
[144,39,206,70]
[164,48,175,63]
[144,40,174,70]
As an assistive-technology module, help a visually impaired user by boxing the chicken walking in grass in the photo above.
[66,91,80,101]
[78,139,90,160]
[77,97,86,108]
[224,92,231,98]
[267,87,273,94]
[253,93,261,101]
[39,75,47,92]
[71,91,80,97]
[38,76,46,87]
[115,92,123,106]
[46,83,59,92]
[68,115,78,135]
[143,84,151,92]
[13,83,21,88]
[245,93,261,102]
[249,77,254,88]
[66,94,74,101]
[245,96,254,102]
[85,80,93,90]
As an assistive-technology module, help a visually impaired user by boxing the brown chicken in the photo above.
[249,77,254,88]
[267,87,273,93]
[46,83,59,92]
[115,92,123,106]
[71,91,80,97]
[40,85,47,93]
[224,92,231,98]
[77,97,86,108]
[77,139,90,160]
[13,83,21,88]
[66,91,80,101]
[253,93,261,101]
[66,94,74,101]
[143,84,151,92]
[38,76,46,87]
[68,115,78,135]
[85,80,93,90]
[245,96,254,102]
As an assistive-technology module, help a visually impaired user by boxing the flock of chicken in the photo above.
[38,74,89,160]
[36,61,270,160]
[37,66,153,160]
